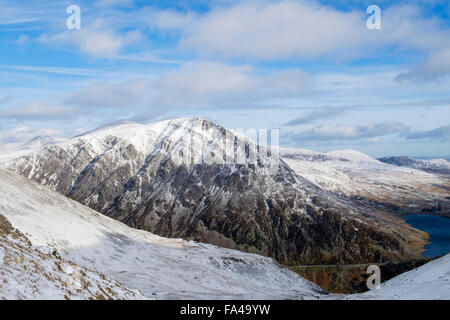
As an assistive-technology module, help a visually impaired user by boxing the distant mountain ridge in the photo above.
[378,156,450,176]
[327,149,379,163]
[280,148,450,215]
[0,135,66,163]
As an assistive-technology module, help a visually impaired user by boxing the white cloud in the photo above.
[397,49,450,81]
[0,101,76,120]
[66,78,155,109]
[176,1,367,60]
[154,61,309,109]
[381,5,450,52]
[284,121,408,143]
[40,20,142,57]
[147,1,450,63]
[146,8,197,30]
[63,61,309,114]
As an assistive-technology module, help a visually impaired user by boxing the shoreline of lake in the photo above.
[404,214,450,258]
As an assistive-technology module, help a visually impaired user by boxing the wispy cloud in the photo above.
[0,65,103,77]
[0,0,61,30]
[0,96,14,105]
[39,20,142,57]
[0,101,77,120]
[284,106,347,126]
[152,61,309,110]
[112,52,182,64]
[94,0,134,8]
[284,121,408,143]
[65,78,155,109]
[62,61,310,115]
[396,49,450,81]
[406,124,450,140]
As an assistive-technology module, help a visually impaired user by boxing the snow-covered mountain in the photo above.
[327,149,379,163]
[378,156,450,176]
[0,136,66,164]
[1,118,425,266]
[280,148,450,214]
[0,168,324,300]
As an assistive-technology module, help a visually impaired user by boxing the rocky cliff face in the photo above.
[5,118,417,265]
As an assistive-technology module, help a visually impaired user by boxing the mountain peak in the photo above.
[79,117,219,136]
[327,149,378,163]
[155,117,222,129]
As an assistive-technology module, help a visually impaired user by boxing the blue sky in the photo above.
[0,0,450,158]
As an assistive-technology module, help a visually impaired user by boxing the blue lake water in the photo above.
[405,214,450,258]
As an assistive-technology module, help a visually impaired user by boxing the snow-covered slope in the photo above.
[0,236,143,300]
[327,150,379,163]
[379,156,450,176]
[0,168,324,300]
[280,148,450,212]
[347,253,450,300]
[0,136,66,163]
